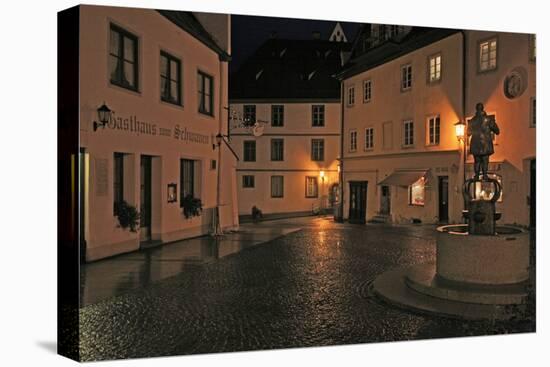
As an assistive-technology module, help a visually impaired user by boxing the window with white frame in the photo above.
[350,130,357,152]
[347,86,355,106]
[271,105,284,126]
[271,176,284,198]
[479,38,497,72]
[403,120,414,147]
[427,115,440,145]
[365,127,374,150]
[363,79,372,102]
[401,64,412,90]
[311,139,325,161]
[428,54,441,83]
[243,105,256,124]
[305,176,319,198]
[409,177,425,206]
[312,105,325,127]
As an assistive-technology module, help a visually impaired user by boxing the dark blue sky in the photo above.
[231,14,362,73]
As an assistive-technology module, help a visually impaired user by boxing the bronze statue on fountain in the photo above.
[464,103,502,235]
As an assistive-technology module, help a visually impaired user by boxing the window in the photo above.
[479,38,497,72]
[160,51,181,105]
[409,177,425,206]
[403,120,414,147]
[363,79,372,102]
[244,105,256,124]
[350,130,357,152]
[305,177,319,198]
[529,34,536,62]
[271,105,284,126]
[271,139,284,161]
[428,54,441,83]
[242,175,255,188]
[180,159,195,205]
[347,86,355,106]
[109,24,139,91]
[365,127,374,150]
[427,115,440,145]
[243,141,256,162]
[401,64,412,90]
[311,139,325,161]
[271,176,284,198]
[113,153,124,213]
[210,159,217,170]
[198,71,213,115]
[312,105,325,127]
[531,97,536,127]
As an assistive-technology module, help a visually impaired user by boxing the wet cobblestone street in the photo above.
[77,217,533,361]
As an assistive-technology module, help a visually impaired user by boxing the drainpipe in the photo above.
[460,30,468,218]
[214,59,225,236]
[336,80,345,222]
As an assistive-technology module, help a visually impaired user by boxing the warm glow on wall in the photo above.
[454,121,466,141]
[319,170,325,180]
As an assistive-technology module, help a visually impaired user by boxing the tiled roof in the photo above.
[230,38,351,100]
[336,26,461,80]
[157,10,230,61]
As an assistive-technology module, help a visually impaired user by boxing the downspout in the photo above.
[214,58,225,235]
[460,30,468,215]
[336,79,345,222]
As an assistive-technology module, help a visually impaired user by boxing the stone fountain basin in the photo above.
[436,224,530,285]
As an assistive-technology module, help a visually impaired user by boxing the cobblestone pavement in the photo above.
[77,217,533,361]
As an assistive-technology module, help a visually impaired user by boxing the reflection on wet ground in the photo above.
[80,219,304,306]
[76,216,534,361]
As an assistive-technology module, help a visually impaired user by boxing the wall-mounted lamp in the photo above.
[93,102,112,131]
[213,133,224,150]
[319,170,326,181]
[454,120,466,142]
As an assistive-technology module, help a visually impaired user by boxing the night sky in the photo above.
[231,14,363,73]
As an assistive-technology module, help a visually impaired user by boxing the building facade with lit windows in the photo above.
[78,5,239,261]
[336,25,535,226]
[229,30,351,219]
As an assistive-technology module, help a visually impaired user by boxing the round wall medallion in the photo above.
[503,67,527,99]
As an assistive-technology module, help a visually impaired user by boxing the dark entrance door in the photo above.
[348,181,367,224]
[530,159,536,228]
[380,185,390,214]
[140,156,152,242]
[438,176,449,223]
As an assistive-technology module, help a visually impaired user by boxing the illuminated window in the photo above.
[427,115,440,145]
[160,51,182,105]
[243,105,256,124]
[305,177,319,198]
[350,130,358,152]
[242,175,255,188]
[403,120,414,147]
[365,127,374,149]
[479,38,497,72]
[409,177,425,206]
[312,105,325,126]
[311,139,325,161]
[529,34,536,62]
[364,79,372,102]
[271,176,284,198]
[271,105,284,126]
[109,24,139,91]
[401,64,412,91]
[428,54,441,83]
[347,86,355,106]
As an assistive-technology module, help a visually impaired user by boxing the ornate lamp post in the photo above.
[455,120,467,215]
[319,170,325,212]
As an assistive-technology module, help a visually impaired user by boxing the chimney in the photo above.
[312,31,321,40]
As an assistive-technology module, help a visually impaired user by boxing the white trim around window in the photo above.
[402,119,414,147]
[364,126,374,150]
[363,79,372,103]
